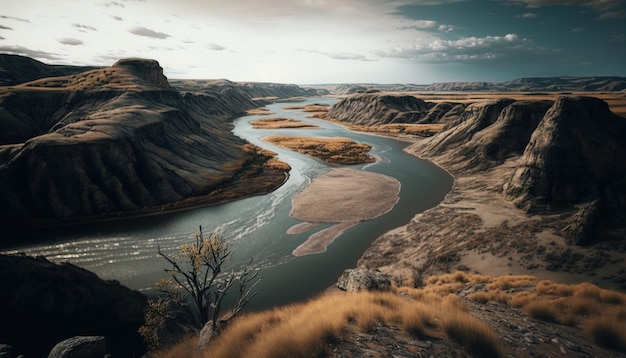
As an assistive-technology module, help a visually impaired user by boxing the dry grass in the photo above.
[250,117,320,129]
[262,135,375,164]
[441,311,501,358]
[153,272,626,357]
[349,123,445,137]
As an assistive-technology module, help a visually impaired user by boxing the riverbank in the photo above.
[263,135,376,165]
[358,133,626,291]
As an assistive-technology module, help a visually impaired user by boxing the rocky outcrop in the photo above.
[0,254,147,357]
[410,96,626,244]
[0,57,305,232]
[424,82,496,92]
[47,336,106,358]
[503,96,626,244]
[112,58,170,88]
[336,268,391,292]
[327,93,437,125]
[417,99,553,170]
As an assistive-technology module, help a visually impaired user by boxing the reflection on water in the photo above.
[1,98,453,310]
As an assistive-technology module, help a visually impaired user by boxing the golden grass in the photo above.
[262,135,375,164]
[441,311,501,358]
[249,117,320,129]
[349,123,445,137]
[153,272,626,357]
[587,317,626,352]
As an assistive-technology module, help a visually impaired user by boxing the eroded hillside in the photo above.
[0,57,313,233]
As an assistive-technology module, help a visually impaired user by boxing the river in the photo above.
[1,98,452,310]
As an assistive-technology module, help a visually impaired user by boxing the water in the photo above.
[1,98,452,310]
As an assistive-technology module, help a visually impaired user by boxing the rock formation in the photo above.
[412,96,626,244]
[503,96,626,244]
[326,93,442,125]
[0,254,147,357]
[0,57,313,233]
[336,268,391,292]
[47,336,106,358]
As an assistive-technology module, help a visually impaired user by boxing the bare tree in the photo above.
[151,226,261,332]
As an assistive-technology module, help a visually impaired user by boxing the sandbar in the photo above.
[289,168,400,255]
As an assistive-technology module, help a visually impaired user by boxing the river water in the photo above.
[1,98,452,310]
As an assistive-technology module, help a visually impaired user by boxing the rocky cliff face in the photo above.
[502,97,626,244]
[326,93,461,125]
[0,58,302,233]
[0,254,147,357]
[411,96,626,244]
[170,78,322,99]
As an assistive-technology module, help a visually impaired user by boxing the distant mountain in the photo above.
[313,77,626,94]
[0,54,98,86]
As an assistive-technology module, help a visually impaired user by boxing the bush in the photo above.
[442,312,500,358]
[588,317,626,352]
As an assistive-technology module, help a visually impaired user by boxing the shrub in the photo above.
[588,317,626,352]
[524,301,559,323]
[442,311,500,358]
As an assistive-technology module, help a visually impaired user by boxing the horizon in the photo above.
[1,0,625,84]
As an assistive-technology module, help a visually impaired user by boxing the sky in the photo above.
[0,0,625,84]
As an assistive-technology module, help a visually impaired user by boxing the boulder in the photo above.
[48,336,105,358]
[337,268,391,292]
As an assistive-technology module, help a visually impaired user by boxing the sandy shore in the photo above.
[263,135,375,165]
[289,168,400,256]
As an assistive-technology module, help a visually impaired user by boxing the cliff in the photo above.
[0,57,304,234]
[326,93,464,125]
[502,97,626,244]
[0,254,147,357]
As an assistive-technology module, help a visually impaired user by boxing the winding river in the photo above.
[1,98,452,310]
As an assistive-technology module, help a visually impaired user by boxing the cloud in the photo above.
[99,1,125,8]
[0,15,30,23]
[0,36,4,40]
[57,38,84,46]
[128,26,170,39]
[398,20,437,30]
[112,15,123,21]
[206,43,226,51]
[438,24,455,32]
[599,11,625,18]
[73,23,97,31]
[374,33,554,63]
[0,25,13,30]
[571,27,585,32]
[300,49,375,61]
[0,45,62,61]
[517,12,538,18]
[502,0,624,12]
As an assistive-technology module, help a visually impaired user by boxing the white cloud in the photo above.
[374,33,553,63]
[502,0,624,12]
[206,43,226,51]
[128,26,170,39]
[57,38,84,46]
[517,12,538,18]
[599,11,625,18]
[0,25,13,30]
[73,23,97,31]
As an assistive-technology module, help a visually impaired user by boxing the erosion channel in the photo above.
[2,98,452,310]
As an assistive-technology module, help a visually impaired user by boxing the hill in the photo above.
[0,57,313,235]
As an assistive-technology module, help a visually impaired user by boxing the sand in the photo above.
[289,168,400,256]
